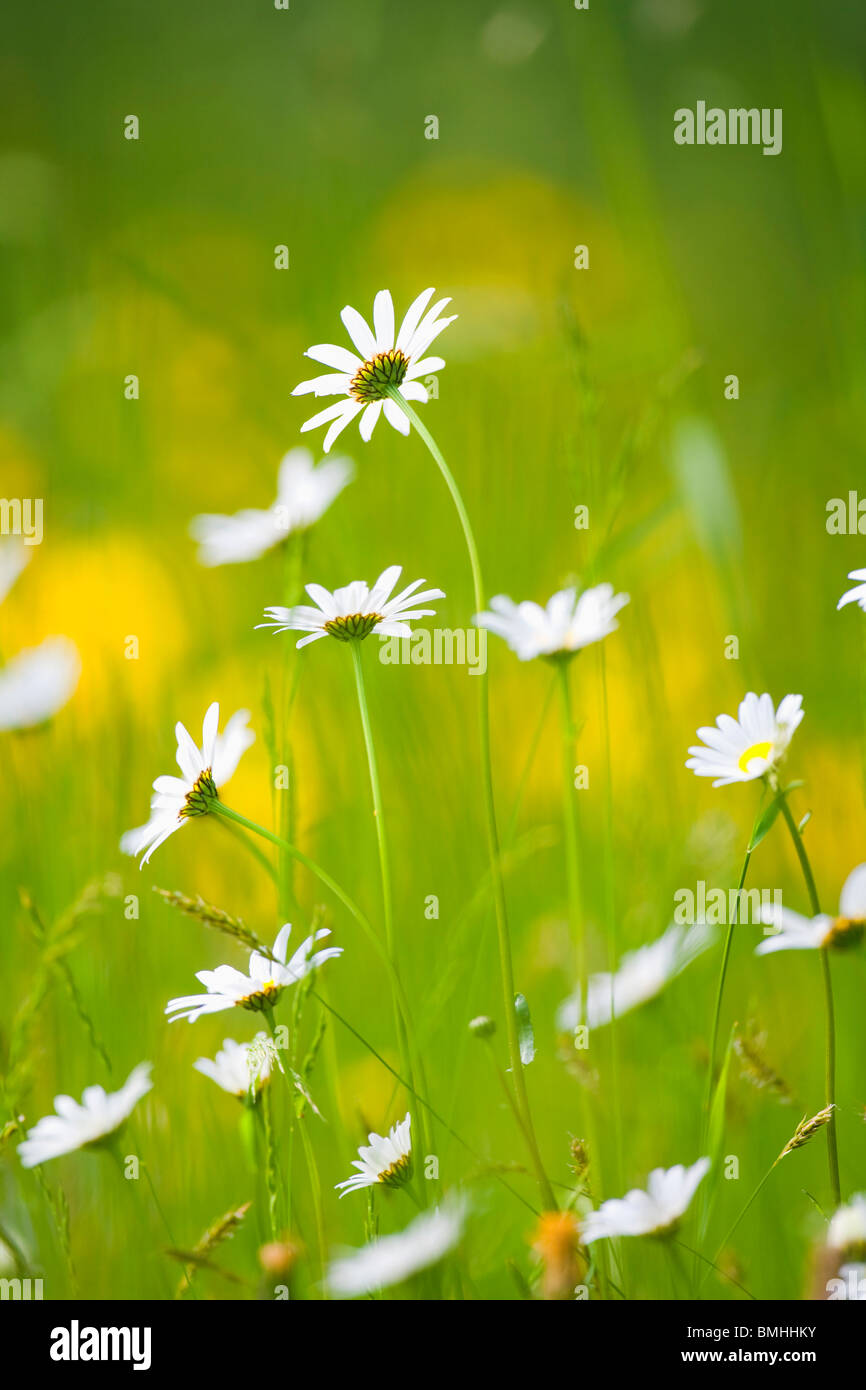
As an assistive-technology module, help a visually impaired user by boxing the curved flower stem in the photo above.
[777,794,841,1207]
[212,810,279,885]
[387,385,556,1211]
[210,798,431,1166]
[349,641,430,1166]
[703,849,751,1132]
[556,661,585,987]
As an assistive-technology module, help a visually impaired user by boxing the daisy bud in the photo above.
[532,1211,583,1301]
[469,1015,496,1039]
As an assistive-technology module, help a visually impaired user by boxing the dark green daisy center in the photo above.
[823,916,866,950]
[379,1153,412,1188]
[350,349,409,403]
[324,612,384,642]
[181,768,218,818]
[241,980,283,1013]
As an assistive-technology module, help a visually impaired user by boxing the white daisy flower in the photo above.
[581,1157,710,1243]
[193,1035,273,1097]
[292,287,457,451]
[18,1063,153,1168]
[0,538,30,604]
[328,1198,466,1297]
[120,702,254,867]
[556,923,714,1033]
[189,448,353,567]
[258,564,444,648]
[837,569,866,614]
[165,923,342,1024]
[827,1194,866,1257]
[335,1113,413,1198]
[686,692,804,787]
[757,862,866,955]
[0,636,81,731]
[474,583,629,662]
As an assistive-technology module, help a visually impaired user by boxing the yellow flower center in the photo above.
[737,740,773,774]
[822,917,866,950]
[350,349,409,403]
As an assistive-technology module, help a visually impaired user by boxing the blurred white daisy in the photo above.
[837,569,866,614]
[581,1158,710,1243]
[757,862,866,955]
[18,1063,153,1168]
[189,448,353,566]
[474,583,629,662]
[0,636,81,731]
[827,1194,866,1257]
[292,287,456,451]
[328,1198,466,1297]
[335,1113,412,1198]
[120,702,254,867]
[258,564,444,648]
[0,538,30,603]
[193,1035,273,1097]
[686,692,803,787]
[165,923,342,1023]
[556,923,714,1033]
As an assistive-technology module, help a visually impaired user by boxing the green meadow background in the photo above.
[1,0,865,1299]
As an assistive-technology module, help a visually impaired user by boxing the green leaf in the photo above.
[748,797,781,852]
[514,993,535,1065]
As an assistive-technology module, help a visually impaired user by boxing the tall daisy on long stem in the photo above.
[292,286,555,1208]
[686,692,803,1121]
[686,691,841,1206]
[258,563,443,1163]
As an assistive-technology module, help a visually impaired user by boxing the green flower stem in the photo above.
[703,848,751,1131]
[777,793,841,1207]
[309,986,539,1217]
[388,385,556,1211]
[208,800,409,1019]
[349,643,419,1133]
[700,1164,774,1294]
[212,809,279,885]
[597,645,624,1188]
[556,661,584,987]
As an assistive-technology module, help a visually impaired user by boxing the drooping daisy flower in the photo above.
[193,1035,273,1097]
[18,1063,153,1168]
[258,564,444,648]
[189,448,353,567]
[686,692,804,787]
[120,702,254,867]
[0,636,81,731]
[837,570,866,614]
[292,288,457,451]
[165,923,342,1024]
[827,1194,866,1258]
[556,923,714,1033]
[0,538,30,603]
[474,583,629,662]
[328,1199,466,1297]
[757,863,866,955]
[580,1158,710,1244]
[335,1113,412,1198]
